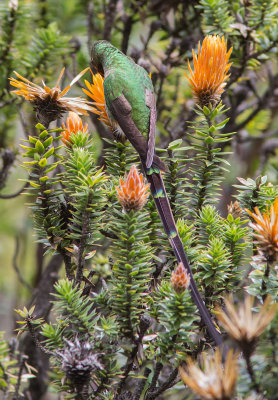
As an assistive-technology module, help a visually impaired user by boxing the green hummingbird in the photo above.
[91,40,222,346]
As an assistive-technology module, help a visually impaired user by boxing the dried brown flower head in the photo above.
[83,71,113,129]
[61,112,88,145]
[115,165,149,213]
[9,0,18,10]
[216,296,277,353]
[246,198,278,261]
[227,200,242,219]
[10,68,94,126]
[185,35,232,107]
[171,262,190,292]
[58,338,102,389]
[179,348,238,400]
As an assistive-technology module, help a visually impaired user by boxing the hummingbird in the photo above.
[91,40,222,346]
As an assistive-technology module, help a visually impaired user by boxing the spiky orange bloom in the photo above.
[61,112,88,145]
[83,72,112,129]
[171,262,190,292]
[179,348,238,400]
[10,68,94,125]
[246,198,278,260]
[116,165,149,213]
[185,35,232,107]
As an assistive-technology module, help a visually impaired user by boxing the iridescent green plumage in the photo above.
[92,41,152,137]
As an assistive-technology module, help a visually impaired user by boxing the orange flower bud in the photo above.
[115,165,149,213]
[61,112,88,145]
[171,262,190,293]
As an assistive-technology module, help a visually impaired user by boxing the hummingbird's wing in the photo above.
[104,72,167,171]
[109,93,167,172]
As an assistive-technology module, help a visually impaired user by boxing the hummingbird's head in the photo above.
[91,41,121,76]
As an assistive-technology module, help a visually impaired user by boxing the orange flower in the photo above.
[179,348,238,400]
[185,35,232,107]
[246,198,278,260]
[83,71,112,129]
[10,68,94,125]
[171,262,190,292]
[115,165,149,213]
[61,112,88,145]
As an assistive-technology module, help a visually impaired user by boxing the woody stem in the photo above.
[243,350,261,394]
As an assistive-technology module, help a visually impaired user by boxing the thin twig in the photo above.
[62,251,74,281]
[114,328,147,397]
[13,354,27,400]
[26,318,54,356]
[0,97,16,108]
[243,350,261,395]
[134,367,151,400]
[0,182,29,199]
[146,368,178,400]
[0,149,15,190]
[75,192,93,287]
[148,362,163,393]
[103,0,118,41]
[87,2,94,54]
[121,15,133,54]
[261,261,271,302]
[12,237,32,291]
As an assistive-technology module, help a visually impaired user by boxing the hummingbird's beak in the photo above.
[90,60,104,77]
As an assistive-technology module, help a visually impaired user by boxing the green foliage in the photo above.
[246,259,278,302]
[197,204,222,244]
[104,138,137,177]
[152,281,198,362]
[0,332,19,394]
[177,218,201,267]
[50,279,98,337]
[198,236,232,302]
[223,212,249,268]
[235,175,278,211]
[63,139,107,265]
[0,331,35,396]
[21,124,64,249]
[162,139,191,220]
[184,104,233,217]
[249,0,278,27]
[109,208,153,339]
[23,22,70,79]
[198,0,235,34]
[21,124,107,284]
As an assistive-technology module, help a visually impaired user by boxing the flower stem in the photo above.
[244,350,261,394]
[261,261,271,302]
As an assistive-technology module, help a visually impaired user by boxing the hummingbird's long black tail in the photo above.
[145,170,223,346]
